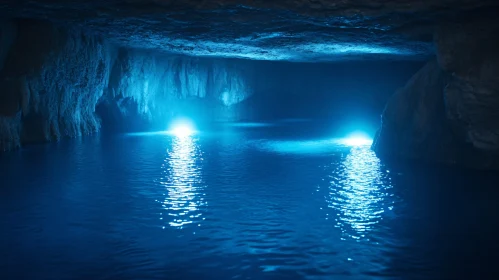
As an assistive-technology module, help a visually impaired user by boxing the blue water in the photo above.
[1,121,499,280]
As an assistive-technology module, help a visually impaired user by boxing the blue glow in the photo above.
[253,131,373,155]
[253,139,341,155]
[227,122,273,128]
[338,132,373,147]
[299,43,406,55]
[168,119,196,137]
[125,131,169,137]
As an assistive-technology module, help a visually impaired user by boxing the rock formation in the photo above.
[1,1,499,169]
[373,21,499,169]
[0,21,112,150]
[0,20,252,150]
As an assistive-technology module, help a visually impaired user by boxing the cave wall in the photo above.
[0,20,112,151]
[0,20,253,150]
[99,50,252,131]
[373,21,499,168]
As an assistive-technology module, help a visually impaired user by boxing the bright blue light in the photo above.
[172,125,194,137]
[168,119,196,137]
[340,132,373,146]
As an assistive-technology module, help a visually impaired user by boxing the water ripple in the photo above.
[3,126,499,280]
[159,135,207,229]
[327,146,395,240]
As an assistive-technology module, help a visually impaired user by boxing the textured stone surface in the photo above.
[0,20,253,150]
[437,22,499,152]
[98,49,253,131]
[0,20,112,150]
[373,20,499,168]
[2,1,499,167]
[2,0,499,61]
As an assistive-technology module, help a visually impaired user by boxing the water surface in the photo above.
[1,122,499,279]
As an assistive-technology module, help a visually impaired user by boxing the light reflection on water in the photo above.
[252,138,372,155]
[160,135,206,228]
[3,124,499,280]
[328,146,394,240]
[253,139,341,154]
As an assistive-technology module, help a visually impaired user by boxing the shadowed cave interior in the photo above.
[2,1,499,168]
[2,1,499,279]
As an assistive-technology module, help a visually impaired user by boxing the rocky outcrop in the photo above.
[436,22,499,153]
[373,60,451,161]
[0,20,253,150]
[373,21,499,169]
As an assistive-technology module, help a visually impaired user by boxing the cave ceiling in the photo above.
[2,0,499,61]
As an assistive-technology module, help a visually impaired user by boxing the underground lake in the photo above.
[2,1,499,279]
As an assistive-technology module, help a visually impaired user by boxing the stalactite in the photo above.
[0,20,253,150]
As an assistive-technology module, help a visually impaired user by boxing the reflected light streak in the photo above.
[160,135,206,228]
[327,146,394,240]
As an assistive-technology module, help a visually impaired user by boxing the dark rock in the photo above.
[373,20,499,169]
[372,60,456,161]
[436,21,499,152]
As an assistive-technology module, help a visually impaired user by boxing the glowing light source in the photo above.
[340,132,373,146]
[343,137,372,146]
[168,119,196,137]
[172,125,194,137]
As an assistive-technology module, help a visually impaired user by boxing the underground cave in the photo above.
[2,1,499,279]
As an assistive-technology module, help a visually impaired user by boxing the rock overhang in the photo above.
[2,0,499,61]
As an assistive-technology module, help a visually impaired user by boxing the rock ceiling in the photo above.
[2,0,499,61]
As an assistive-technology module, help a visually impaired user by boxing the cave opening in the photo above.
[2,1,499,279]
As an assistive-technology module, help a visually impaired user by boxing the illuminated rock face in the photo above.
[2,0,499,166]
[100,50,252,131]
[373,21,499,169]
[0,20,252,150]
